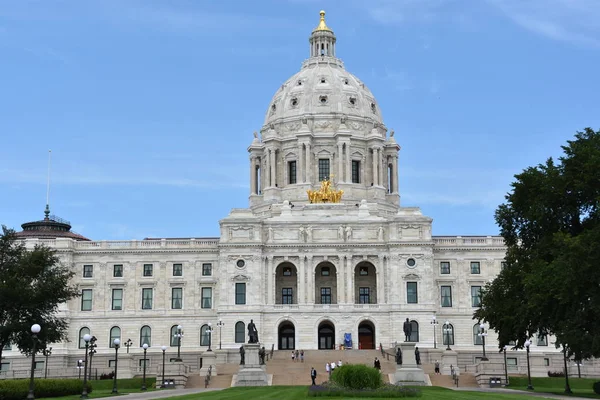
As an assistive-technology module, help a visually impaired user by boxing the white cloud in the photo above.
[488,0,600,47]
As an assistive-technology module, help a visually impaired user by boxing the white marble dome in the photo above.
[263,60,384,128]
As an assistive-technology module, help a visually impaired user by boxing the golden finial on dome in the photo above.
[307,175,344,203]
[313,10,332,32]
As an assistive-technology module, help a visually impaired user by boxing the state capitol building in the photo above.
[4,11,560,377]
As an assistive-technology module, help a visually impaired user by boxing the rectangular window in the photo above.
[112,289,123,310]
[441,286,452,307]
[537,334,548,346]
[359,267,368,276]
[113,264,123,277]
[440,261,450,274]
[470,261,481,274]
[321,267,330,276]
[142,288,153,309]
[202,263,212,276]
[359,287,370,304]
[351,160,360,183]
[320,287,331,304]
[282,288,293,304]
[201,287,212,309]
[235,283,246,305]
[507,357,518,370]
[318,158,330,181]
[0,362,10,371]
[83,265,93,278]
[34,361,45,370]
[108,360,116,368]
[288,161,297,184]
[544,358,550,366]
[501,261,507,271]
[173,263,182,276]
[81,289,92,311]
[406,282,418,304]
[143,264,153,277]
[471,286,482,307]
[172,288,183,309]
[139,359,150,368]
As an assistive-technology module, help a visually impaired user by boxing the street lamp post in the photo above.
[503,345,509,386]
[443,321,452,351]
[141,343,148,391]
[160,345,167,388]
[42,347,52,379]
[216,320,225,350]
[112,339,120,394]
[563,347,572,394]
[81,334,92,399]
[430,316,438,349]
[174,325,183,362]
[207,323,213,352]
[479,323,488,361]
[525,340,533,390]
[27,323,41,400]
[77,360,83,380]
[87,336,97,381]
[124,339,133,354]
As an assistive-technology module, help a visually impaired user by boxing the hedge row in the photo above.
[92,377,156,390]
[0,378,92,400]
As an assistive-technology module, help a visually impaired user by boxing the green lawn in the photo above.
[163,386,551,399]
[507,377,600,398]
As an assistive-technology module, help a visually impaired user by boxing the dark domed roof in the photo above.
[16,206,90,241]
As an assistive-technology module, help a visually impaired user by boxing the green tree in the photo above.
[475,128,600,360]
[0,226,79,361]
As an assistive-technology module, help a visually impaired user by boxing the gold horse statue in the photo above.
[307,176,344,203]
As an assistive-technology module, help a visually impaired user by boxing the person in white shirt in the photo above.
[337,360,342,367]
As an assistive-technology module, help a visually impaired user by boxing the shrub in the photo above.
[0,378,92,400]
[331,364,383,390]
[548,371,565,377]
[91,377,157,390]
[100,371,115,380]
[593,381,600,395]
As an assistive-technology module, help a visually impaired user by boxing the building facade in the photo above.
[2,11,560,376]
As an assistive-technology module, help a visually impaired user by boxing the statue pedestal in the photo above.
[200,351,217,376]
[442,350,458,376]
[234,344,268,387]
[393,342,426,386]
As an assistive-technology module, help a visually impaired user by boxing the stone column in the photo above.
[371,148,377,186]
[250,157,256,194]
[337,143,343,182]
[307,256,314,304]
[345,144,351,183]
[379,149,385,190]
[270,149,276,188]
[346,256,353,304]
[267,257,274,305]
[298,256,305,304]
[305,143,311,183]
[298,144,304,183]
[393,155,399,194]
[337,256,346,304]
[377,255,385,304]
[265,151,271,188]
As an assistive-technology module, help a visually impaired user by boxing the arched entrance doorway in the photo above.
[278,322,295,350]
[358,321,375,349]
[318,321,335,350]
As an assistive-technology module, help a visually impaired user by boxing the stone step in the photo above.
[428,372,479,388]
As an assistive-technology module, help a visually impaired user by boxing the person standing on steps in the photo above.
[295,349,299,362]
[434,360,440,375]
[326,362,331,379]
[374,357,381,370]
[415,347,421,365]
[310,367,317,385]
[291,350,295,362]
[300,349,304,363]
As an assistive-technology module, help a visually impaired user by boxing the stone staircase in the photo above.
[428,370,479,388]
[267,349,397,385]
[185,363,238,389]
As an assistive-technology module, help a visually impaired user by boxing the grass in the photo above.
[38,378,157,400]
[161,386,552,399]
[507,376,600,398]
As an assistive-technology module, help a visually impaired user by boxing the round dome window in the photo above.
[406,258,416,268]
[236,259,246,268]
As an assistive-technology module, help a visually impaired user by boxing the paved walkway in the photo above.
[452,386,594,400]
[97,387,224,400]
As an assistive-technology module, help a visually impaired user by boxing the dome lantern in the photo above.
[309,10,336,58]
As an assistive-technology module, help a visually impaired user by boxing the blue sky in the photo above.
[1,0,599,240]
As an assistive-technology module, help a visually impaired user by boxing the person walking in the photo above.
[374,357,381,370]
[330,361,336,373]
[291,350,295,362]
[310,367,317,385]
[434,360,440,375]
[326,362,331,379]
[295,349,299,362]
[337,360,342,367]
[300,350,304,363]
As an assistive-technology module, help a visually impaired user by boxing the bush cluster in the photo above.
[331,364,383,390]
[92,377,157,390]
[593,381,600,395]
[547,371,565,377]
[308,382,420,398]
[99,371,115,380]
[0,378,92,400]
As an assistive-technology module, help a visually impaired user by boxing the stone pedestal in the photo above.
[393,342,426,386]
[234,344,268,387]
[200,351,217,376]
[441,350,458,376]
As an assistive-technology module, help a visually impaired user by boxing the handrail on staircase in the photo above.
[379,343,394,361]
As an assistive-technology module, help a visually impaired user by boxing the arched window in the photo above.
[200,324,210,346]
[140,326,151,347]
[442,324,455,346]
[79,327,90,349]
[473,324,483,345]
[109,326,121,348]
[235,322,245,343]
[170,325,180,347]
[409,320,419,342]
